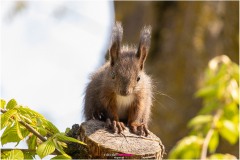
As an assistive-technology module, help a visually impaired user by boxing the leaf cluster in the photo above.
[169,55,239,159]
[0,99,85,159]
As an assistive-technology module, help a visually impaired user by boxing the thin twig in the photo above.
[200,109,222,160]
[1,148,59,155]
[200,128,214,160]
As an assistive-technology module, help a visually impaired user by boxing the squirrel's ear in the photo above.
[109,22,123,66]
[136,26,151,70]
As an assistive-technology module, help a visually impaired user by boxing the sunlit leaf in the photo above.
[195,85,217,98]
[223,103,238,120]
[17,107,45,119]
[1,99,6,109]
[52,138,71,159]
[168,136,203,159]
[44,120,60,134]
[65,127,70,134]
[231,63,239,82]
[6,99,17,109]
[188,115,212,128]
[4,150,24,160]
[227,79,239,103]
[23,152,35,159]
[219,120,238,144]
[37,126,48,137]
[27,135,37,150]
[1,124,21,145]
[19,114,33,124]
[54,133,86,145]
[36,138,55,159]
[207,63,227,85]
[208,153,237,160]
[36,117,43,126]
[1,109,17,129]
[16,121,24,139]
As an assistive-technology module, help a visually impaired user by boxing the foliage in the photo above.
[169,55,239,159]
[0,99,86,159]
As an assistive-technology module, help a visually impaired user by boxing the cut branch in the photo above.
[66,120,165,159]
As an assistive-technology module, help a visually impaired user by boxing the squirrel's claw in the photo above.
[106,119,126,134]
[130,123,149,137]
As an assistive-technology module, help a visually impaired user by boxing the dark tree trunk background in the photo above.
[114,1,239,158]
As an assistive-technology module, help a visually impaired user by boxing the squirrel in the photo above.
[84,22,152,136]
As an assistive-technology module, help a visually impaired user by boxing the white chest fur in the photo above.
[116,94,135,119]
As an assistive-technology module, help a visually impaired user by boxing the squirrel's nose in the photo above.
[120,89,130,96]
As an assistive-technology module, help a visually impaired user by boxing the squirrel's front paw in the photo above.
[106,118,126,134]
[129,123,149,137]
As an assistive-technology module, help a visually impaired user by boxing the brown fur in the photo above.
[84,22,152,136]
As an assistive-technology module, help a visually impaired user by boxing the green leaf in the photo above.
[208,153,237,160]
[54,133,86,145]
[207,63,227,85]
[169,136,203,159]
[223,103,238,120]
[27,135,37,150]
[195,85,217,98]
[52,138,71,159]
[219,120,238,144]
[17,107,45,119]
[6,99,17,109]
[208,130,219,153]
[44,120,60,134]
[19,114,33,124]
[37,126,48,137]
[199,100,218,114]
[1,99,6,109]
[16,121,24,139]
[1,109,17,129]
[2,150,24,160]
[188,115,212,128]
[23,152,35,159]
[65,127,70,134]
[8,150,24,160]
[36,117,43,126]
[36,138,56,159]
[1,124,21,145]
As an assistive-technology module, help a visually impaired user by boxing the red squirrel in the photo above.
[84,22,152,136]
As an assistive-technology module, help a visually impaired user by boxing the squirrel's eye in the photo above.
[111,72,115,79]
[137,76,140,82]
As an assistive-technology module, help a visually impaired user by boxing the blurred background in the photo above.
[1,1,239,158]
[114,1,239,157]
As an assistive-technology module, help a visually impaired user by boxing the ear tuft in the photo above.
[136,26,152,70]
[109,22,123,66]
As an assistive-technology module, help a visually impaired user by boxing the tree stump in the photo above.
[66,120,165,159]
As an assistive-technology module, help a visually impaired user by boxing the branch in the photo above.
[1,149,36,153]
[1,108,62,155]
[1,108,47,142]
[200,110,222,160]
[1,148,59,155]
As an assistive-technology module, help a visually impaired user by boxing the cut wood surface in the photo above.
[77,120,165,159]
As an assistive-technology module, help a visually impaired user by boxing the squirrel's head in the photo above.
[108,22,151,96]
